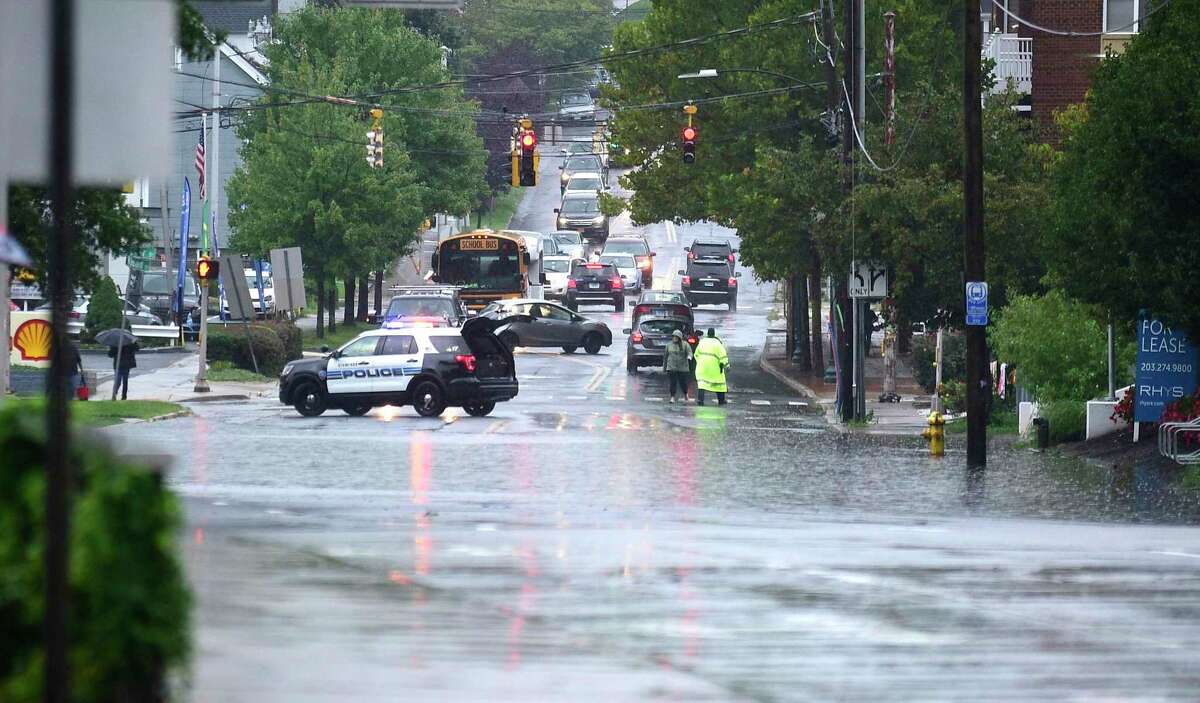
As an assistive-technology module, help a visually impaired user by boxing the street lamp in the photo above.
[677,67,808,83]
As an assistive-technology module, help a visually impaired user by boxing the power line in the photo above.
[990,0,1171,37]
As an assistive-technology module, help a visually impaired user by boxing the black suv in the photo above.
[128,269,201,326]
[686,239,737,265]
[564,261,624,311]
[679,260,740,310]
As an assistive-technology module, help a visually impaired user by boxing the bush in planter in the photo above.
[912,333,966,394]
[0,402,190,701]
[207,325,286,376]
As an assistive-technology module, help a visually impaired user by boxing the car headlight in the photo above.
[561,173,570,183]
[281,363,295,376]
[592,215,605,224]
[558,217,567,227]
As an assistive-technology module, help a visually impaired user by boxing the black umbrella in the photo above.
[94,328,137,347]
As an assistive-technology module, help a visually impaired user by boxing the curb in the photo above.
[145,409,192,423]
[178,394,250,403]
[758,352,819,399]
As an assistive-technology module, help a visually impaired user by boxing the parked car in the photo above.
[555,193,609,243]
[680,259,740,310]
[542,255,575,299]
[128,269,201,326]
[549,230,586,260]
[559,154,605,192]
[598,253,641,295]
[38,295,164,328]
[564,260,624,312]
[601,236,655,286]
[279,319,519,418]
[481,299,612,355]
[559,140,596,157]
[382,286,467,328]
[557,91,596,122]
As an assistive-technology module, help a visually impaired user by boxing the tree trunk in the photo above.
[327,283,337,334]
[374,269,384,319]
[315,276,325,340]
[809,254,825,373]
[795,274,811,371]
[357,274,370,321]
[343,276,355,325]
[784,277,796,361]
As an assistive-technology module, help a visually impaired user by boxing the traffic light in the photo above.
[681,125,697,164]
[365,129,383,168]
[196,256,218,282]
[519,129,537,186]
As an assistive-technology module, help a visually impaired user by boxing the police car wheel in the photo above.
[412,381,447,418]
[464,400,495,417]
[344,404,371,417]
[561,345,576,354]
[583,333,603,355]
[293,382,327,417]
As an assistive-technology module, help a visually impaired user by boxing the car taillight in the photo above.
[68,311,81,319]
[728,277,737,286]
[611,277,622,289]
[687,336,698,345]
[454,354,477,373]
[728,253,735,262]
[687,251,695,260]
[682,275,690,286]
[568,279,577,289]
[631,331,643,343]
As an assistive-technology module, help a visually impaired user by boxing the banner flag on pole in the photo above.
[173,177,192,323]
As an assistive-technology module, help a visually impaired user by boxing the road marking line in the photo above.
[788,401,810,407]
[645,397,663,402]
[565,395,588,401]
[1155,551,1200,559]
[751,399,771,406]
[666,220,677,243]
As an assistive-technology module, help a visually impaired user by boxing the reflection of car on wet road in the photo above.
[278,319,517,418]
[680,260,740,310]
[564,261,624,312]
[480,298,612,355]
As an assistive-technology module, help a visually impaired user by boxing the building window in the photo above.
[1104,0,1150,34]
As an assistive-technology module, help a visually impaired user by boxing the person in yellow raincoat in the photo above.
[693,328,728,406]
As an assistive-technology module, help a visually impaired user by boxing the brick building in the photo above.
[982,0,1153,138]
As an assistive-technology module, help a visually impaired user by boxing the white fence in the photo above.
[982,32,1032,95]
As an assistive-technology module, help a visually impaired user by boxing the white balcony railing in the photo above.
[982,32,1031,95]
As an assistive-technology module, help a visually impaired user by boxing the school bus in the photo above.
[430,230,531,310]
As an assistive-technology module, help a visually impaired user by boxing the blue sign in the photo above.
[173,178,191,317]
[1135,319,1199,422]
[965,281,988,326]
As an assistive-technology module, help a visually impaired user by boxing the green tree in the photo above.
[84,277,123,340]
[1048,1,1200,338]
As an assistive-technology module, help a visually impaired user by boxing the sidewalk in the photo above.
[96,353,275,403]
[760,333,933,437]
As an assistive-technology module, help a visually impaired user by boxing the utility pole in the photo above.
[884,11,896,148]
[963,0,988,467]
[836,0,856,422]
[194,111,211,393]
[46,0,75,699]
[853,0,867,421]
[211,47,221,325]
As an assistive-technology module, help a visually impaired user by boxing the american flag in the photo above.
[195,126,206,200]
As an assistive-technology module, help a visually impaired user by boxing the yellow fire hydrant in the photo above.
[921,411,946,457]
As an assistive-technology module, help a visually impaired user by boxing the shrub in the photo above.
[990,290,1134,402]
[0,401,190,701]
[83,277,122,341]
[260,320,303,362]
[912,332,966,394]
[208,325,286,376]
[940,380,967,414]
[1042,399,1087,444]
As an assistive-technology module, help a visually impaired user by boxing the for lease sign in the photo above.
[1135,319,1199,422]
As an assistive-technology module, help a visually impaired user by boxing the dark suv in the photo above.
[128,269,201,326]
[383,286,466,328]
[679,260,740,310]
[564,261,624,311]
[686,239,737,265]
[555,193,609,243]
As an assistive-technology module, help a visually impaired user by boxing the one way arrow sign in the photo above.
[849,260,887,299]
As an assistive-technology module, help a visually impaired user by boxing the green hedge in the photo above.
[259,320,303,362]
[912,333,966,394]
[1042,399,1087,444]
[208,325,286,376]
[84,277,122,342]
[0,402,190,701]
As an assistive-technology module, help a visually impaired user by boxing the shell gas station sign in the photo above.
[9,311,52,368]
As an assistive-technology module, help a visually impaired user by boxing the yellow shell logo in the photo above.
[14,319,52,362]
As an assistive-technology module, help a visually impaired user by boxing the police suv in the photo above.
[278,317,518,418]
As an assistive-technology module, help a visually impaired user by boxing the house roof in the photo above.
[193,1,273,35]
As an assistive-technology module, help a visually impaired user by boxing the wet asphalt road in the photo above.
[101,127,1200,701]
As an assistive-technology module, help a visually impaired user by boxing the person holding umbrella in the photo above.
[694,327,729,406]
[96,328,139,400]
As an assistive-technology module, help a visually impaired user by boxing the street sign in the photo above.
[269,247,306,312]
[1134,319,1199,423]
[218,254,254,321]
[849,261,887,298]
[965,281,988,326]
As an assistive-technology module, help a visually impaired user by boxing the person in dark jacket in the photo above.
[108,342,138,400]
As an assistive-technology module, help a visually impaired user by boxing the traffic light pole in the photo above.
[194,278,210,392]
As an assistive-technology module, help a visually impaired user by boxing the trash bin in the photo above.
[1032,417,1049,450]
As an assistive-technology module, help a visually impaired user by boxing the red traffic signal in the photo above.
[682,126,697,141]
[195,256,218,281]
[520,131,537,150]
[681,125,697,164]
